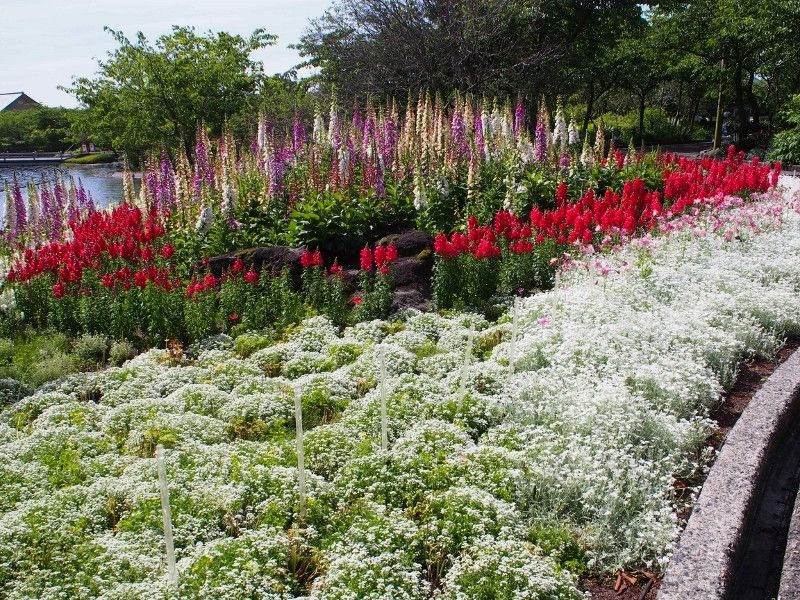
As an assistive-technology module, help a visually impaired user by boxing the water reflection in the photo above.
[0,164,137,210]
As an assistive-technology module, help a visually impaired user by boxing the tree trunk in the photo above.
[687,95,700,138]
[583,79,595,134]
[638,91,646,144]
[747,70,760,130]
[734,60,748,138]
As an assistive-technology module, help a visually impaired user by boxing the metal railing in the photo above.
[0,151,65,163]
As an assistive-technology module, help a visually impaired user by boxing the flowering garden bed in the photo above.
[0,94,797,598]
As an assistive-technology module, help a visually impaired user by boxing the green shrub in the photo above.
[28,352,79,388]
[108,339,137,366]
[72,334,109,367]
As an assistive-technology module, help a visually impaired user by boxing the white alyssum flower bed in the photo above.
[1,189,800,598]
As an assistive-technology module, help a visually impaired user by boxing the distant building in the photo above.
[0,92,41,112]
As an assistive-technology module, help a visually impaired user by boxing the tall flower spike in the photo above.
[568,119,580,145]
[3,186,17,243]
[27,181,40,241]
[580,134,594,167]
[594,121,606,160]
[533,105,548,163]
[11,175,27,234]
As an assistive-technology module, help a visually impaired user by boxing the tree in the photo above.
[296,0,571,102]
[0,107,80,153]
[66,26,275,161]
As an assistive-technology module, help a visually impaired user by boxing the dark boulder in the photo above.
[377,229,434,257]
[204,246,302,282]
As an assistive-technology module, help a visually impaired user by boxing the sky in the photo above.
[0,0,332,108]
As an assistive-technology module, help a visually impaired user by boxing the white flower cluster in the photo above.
[2,189,800,597]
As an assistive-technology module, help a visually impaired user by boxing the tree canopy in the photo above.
[66,26,277,160]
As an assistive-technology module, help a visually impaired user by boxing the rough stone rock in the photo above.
[391,255,433,289]
[377,229,434,257]
[392,287,430,312]
[204,246,302,281]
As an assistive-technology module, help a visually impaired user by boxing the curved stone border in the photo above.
[779,487,800,598]
[659,348,800,599]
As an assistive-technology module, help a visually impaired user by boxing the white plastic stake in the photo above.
[379,346,389,451]
[293,386,307,521]
[156,445,178,588]
[458,324,475,399]
[509,296,520,374]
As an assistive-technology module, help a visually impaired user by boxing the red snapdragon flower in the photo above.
[244,270,259,284]
[360,247,373,271]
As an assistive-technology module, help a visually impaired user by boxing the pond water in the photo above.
[0,163,136,210]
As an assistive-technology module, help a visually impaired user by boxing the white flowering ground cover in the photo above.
[2,188,800,599]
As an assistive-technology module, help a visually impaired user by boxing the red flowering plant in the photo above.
[354,243,398,320]
[6,203,183,343]
[300,248,326,311]
[433,148,781,311]
[433,211,560,310]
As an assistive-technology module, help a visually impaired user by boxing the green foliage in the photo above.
[769,94,800,164]
[108,339,137,366]
[596,107,707,145]
[65,26,277,160]
[0,107,80,152]
[63,152,117,164]
[72,334,110,368]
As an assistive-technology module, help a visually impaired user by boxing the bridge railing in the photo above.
[0,151,65,163]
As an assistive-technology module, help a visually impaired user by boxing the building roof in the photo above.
[0,92,41,112]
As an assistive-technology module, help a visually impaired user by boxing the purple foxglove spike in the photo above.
[192,172,202,200]
[352,108,363,135]
[11,175,27,233]
[39,180,53,240]
[474,114,486,160]
[514,98,526,140]
[195,136,214,187]
[86,191,96,214]
[375,161,385,198]
[383,118,397,164]
[533,114,548,163]
[451,110,468,157]
[146,170,159,211]
[50,180,64,239]
[75,179,88,211]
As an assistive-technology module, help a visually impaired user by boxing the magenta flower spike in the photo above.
[514,97,526,141]
[11,175,27,234]
[451,110,468,157]
[533,112,548,163]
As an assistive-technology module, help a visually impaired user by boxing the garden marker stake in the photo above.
[509,295,520,374]
[379,345,389,451]
[156,445,178,588]
[458,323,475,401]
[293,385,307,521]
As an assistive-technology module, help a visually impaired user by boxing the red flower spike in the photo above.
[360,247,373,271]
